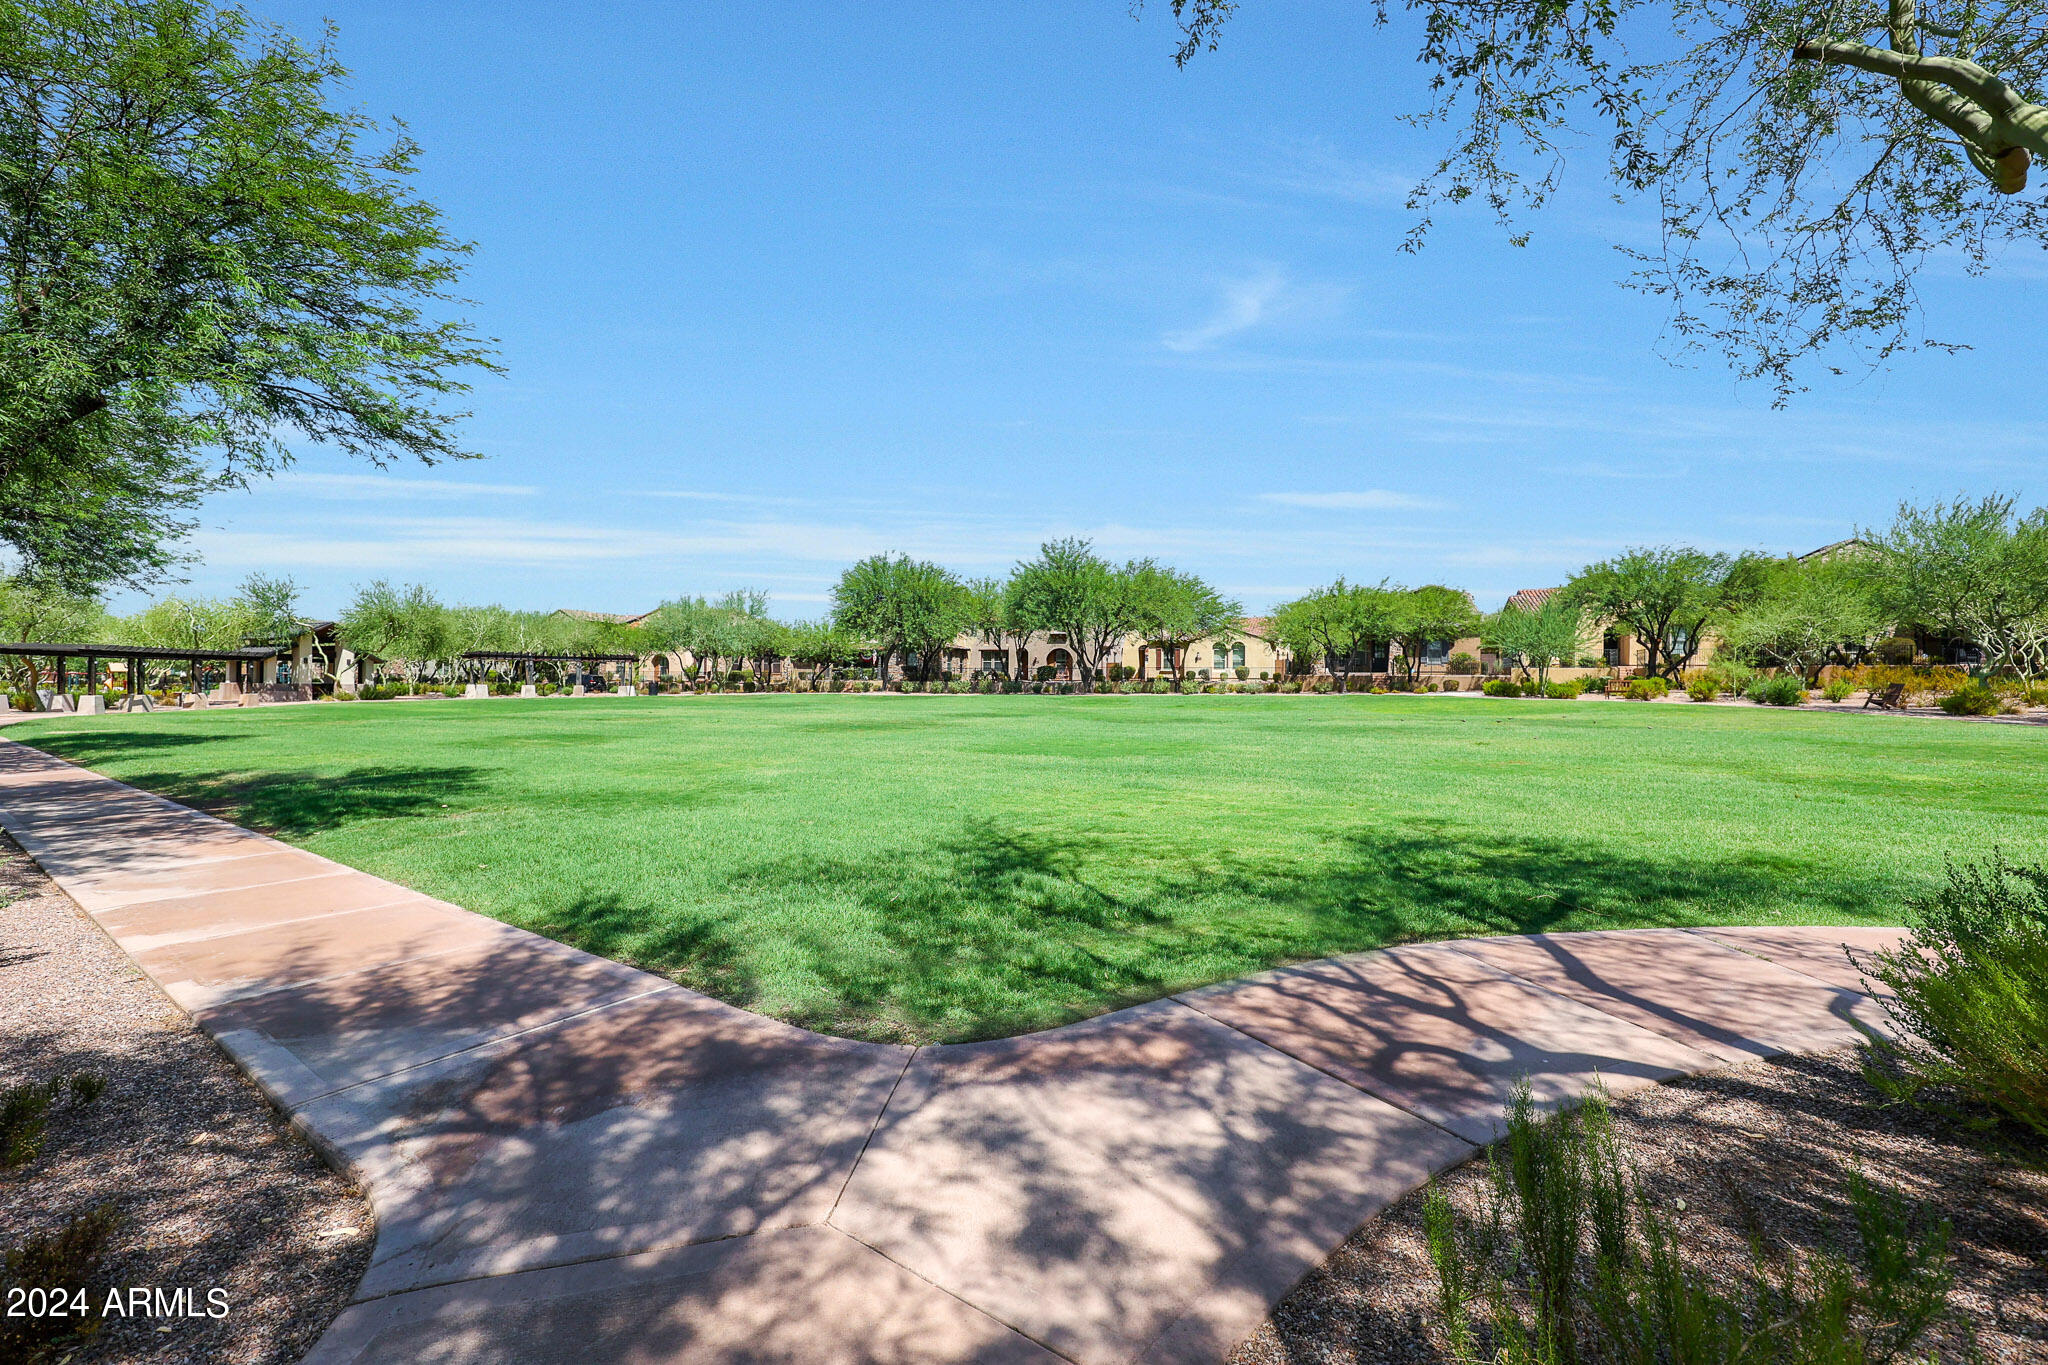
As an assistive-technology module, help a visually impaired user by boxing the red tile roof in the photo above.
[1502,588,1559,613]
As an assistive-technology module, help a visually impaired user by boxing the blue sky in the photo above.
[140,1,2046,618]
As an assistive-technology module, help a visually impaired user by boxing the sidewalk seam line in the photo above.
[827,1044,918,1223]
[1165,996,1479,1149]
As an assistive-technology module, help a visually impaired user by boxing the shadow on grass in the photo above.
[9,756,487,840]
[576,818,1896,1044]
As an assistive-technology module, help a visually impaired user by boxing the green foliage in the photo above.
[0,0,497,588]
[1623,677,1671,700]
[1822,678,1857,702]
[1863,853,2048,1159]
[1720,556,1892,680]
[1938,683,2003,716]
[1424,1082,1960,1365]
[1391,584,1481,686]
[339,580,448,692]
[1541,679,1584,699]
[1155,1,2048,397]
[1483,595,1585,687]
[1484,678,1527,697]
[1863,496,2048,679]
[1685,676,1722,702]
[1006,539,1153,688]
[1746,675,1808,706]
[0,1080,52,1167]
[0,1202,120,1361]
[833,554,970,685]
[1569,549,1767,680]
[1127,562,1241,689]
[1447,651,1480,675]
[1269,578,1401,685]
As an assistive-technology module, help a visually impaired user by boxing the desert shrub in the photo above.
[1258,670,1270,681]
[1483,679,1524,697]
[1622,677,1670,701]
[0,1203,122,1361]
[1541,679,1583,699]
[1424,1083,1959,1365]
[1852,664,1967,700]
[1939,683,2004,717]
[1820,678,1856,702]
[1685,677,1720,702]
[1034,665,1056,682]
[0,1082,52,1168]
[1234,666,1249,680]
[1863,853,2048,1159]
[1746,675,1807,707]
[1447,651,1480,675]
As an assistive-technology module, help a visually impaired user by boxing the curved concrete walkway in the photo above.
[0,738,1905,1365]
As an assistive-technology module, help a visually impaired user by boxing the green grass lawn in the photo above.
[11,695,2046,1043]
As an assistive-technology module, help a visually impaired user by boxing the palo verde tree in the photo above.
[832,554,970,685]
[1388,584,1480,688]
[1719,555,1894,681]
[1482,592,1587,686]
[1861,493,2048,675]
[1567,547,1767,678]
[338,579,448,693]
[1151,0,2048,395]
[1005,539,1149,689]
[1270,578,1396,692]
[0,0,498,590]
[1130,563,1242,692]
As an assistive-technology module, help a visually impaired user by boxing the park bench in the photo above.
[1863,683,1907,711]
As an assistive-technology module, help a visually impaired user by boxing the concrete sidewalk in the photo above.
[0,739,1906,1365]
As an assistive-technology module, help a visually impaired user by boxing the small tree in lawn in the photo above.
[963,575,1031,679]
[1131,564,1242,692]
[1389,585,1481,688]
[1860,494,2048,677]
[782,619,860,688]
[1005,539,1149,689]
[0,576,105,703]
[1720,557,1894,683]
[1483,594,1586,688]
[1270,579,1387,693]
[233,573,302,648]
[1567,548,1768,679]
[340,580,447,693]
[832,554,971,686]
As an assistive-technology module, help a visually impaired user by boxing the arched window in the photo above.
[1213,643,1228,669]
[1231,642,1246,669]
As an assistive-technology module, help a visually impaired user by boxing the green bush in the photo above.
[1939,683,2004,716]
[1746,675,1806,707]
[0,1202,121,1362]
[0,1082,52,1168]
[1541,679,1583,699]
[1424,1082,1959,1365]
[1622,677,1670,701]
[1863,852,2048,1157]
[1821,678,1856,702]
[1483,679,1524,697]
[1685,677,1720,702]
[1447,652,1480,675]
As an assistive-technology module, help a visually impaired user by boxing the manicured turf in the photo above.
[12,695,2046,1042]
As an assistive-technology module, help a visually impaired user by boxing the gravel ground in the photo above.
[0,834,372,1365]
[1231,1048,2048,1365]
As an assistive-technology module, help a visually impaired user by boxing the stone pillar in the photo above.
[74,694,107,716]
[519,684,538,698]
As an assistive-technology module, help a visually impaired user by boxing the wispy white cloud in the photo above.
[279,472,539,500]
[1256,490,1448,511]
[1162,267,1344,353]
[1257,136,1413,206]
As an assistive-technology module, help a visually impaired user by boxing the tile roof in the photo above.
[1502,587,1559,612]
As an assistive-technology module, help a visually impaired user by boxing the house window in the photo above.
[1667,628,1690,656]
[979,650,1009,673]
[1214,643,1228,669]
[1424,640,1449,664]
[1603,633,1623,666]
[1048,632,1068,644]
[1231,642,1246,669]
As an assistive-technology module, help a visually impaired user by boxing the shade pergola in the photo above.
[0,642,280,706]
[460,651,639,684]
